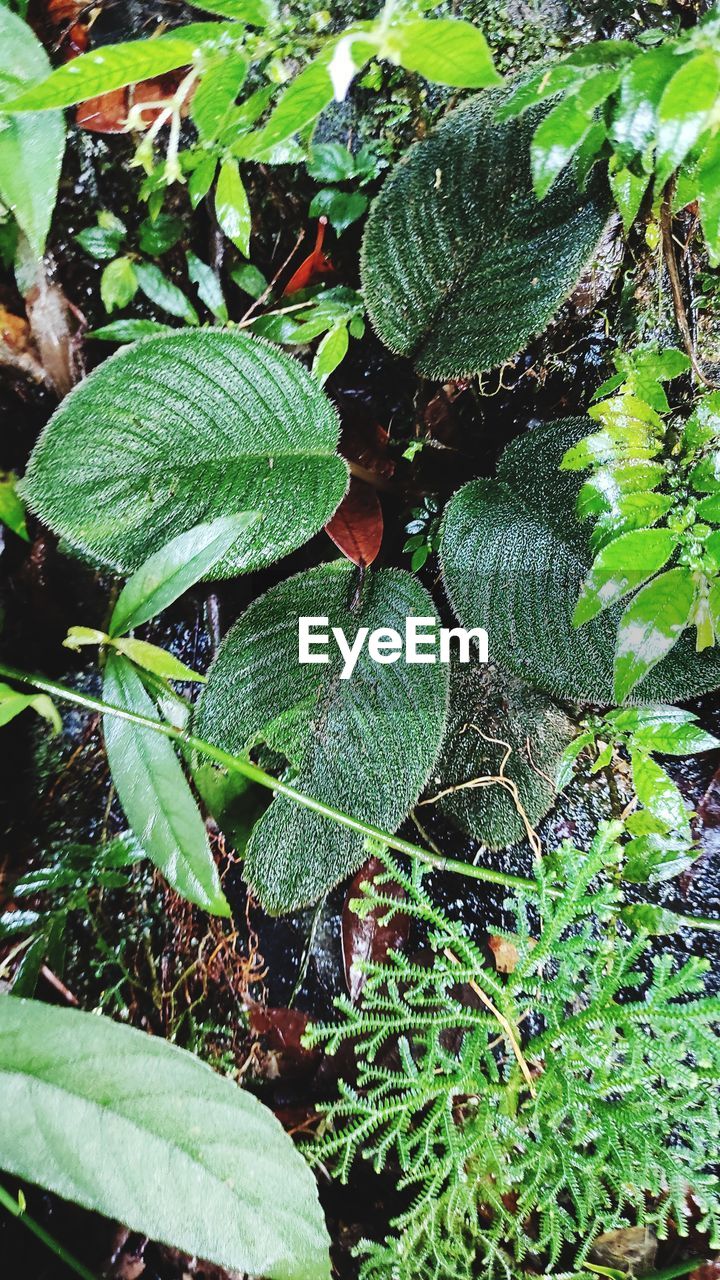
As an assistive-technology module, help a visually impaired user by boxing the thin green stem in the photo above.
[2,662,719,931]
[0,1181,99,1280]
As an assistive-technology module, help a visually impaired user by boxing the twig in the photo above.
[444,947,536,1097]
[661,178,720,390]
[40,965,79,1006]
[238,229,305,325]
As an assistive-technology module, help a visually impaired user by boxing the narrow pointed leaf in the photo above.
[656,52,719,188]
[388,18,500,89]
[0,997,331,1280]
[110,515,259,637]
[103,652,229,914]
[215,157,251,256]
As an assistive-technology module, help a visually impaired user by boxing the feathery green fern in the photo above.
[307,829,720,1280]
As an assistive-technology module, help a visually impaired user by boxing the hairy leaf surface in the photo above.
[0,8,65,257]
[361,88,611,379]
[195,562,449,912]
[440,419,720,703]
[21,330,348,575]
[0,997,331,1280]
[431,663,575,849]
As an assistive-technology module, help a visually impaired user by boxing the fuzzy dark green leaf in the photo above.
[431,663,574,849]
[361,88,611,379]
[439,418,720,704]
[195,563,449,913]
[0,997,331,1280]
[21,330,348,576]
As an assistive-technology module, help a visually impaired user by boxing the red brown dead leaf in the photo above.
[342,856,409,1002]
[283,218,334,295]
[248,1005,320,1080]
[488,934,521,974]
[325,477,382,567]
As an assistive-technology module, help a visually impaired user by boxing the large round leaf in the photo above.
[0,8,65,257]
[21,330,348,575]
[432,662,575,849]
[195,562,449,912]
[361,87,611,380]
[439,419,720,704]
[0,997,330,1280]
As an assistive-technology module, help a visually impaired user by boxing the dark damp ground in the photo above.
[2,0,720,1277]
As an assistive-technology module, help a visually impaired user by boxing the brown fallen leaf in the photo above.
[325,477,382,567]
[488,934,520,974]
[342,856,409,1002]
[248,1005,320,1080]
[76,89,129,133]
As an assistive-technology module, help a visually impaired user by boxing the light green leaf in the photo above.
[103,652,228,914]
[307,142,357,182]
[101,255,138,312]
[88,318,172,342]
[698,133,720,266]
[195,562,448,913]
[557,731,595,790]
[0,682,61,734]
[0,472,29,540]
[573,527,678,626]
[186,249,227,319]
[609,44,680,158]
[632,718,719,756]
[620,903,681,934]
[386,18,500,90]
[362,87,610,379]
[530,69,619,199]
[435,662,573,849]
[0,996,331,1280]
[190,0,274,20]
[244,55,335,156]
[0,8,65,257]
[439,419,720,704]
[215,157,251,256]
[3,26,231,111]
[135,261,199,325]
[190,51,247,142]
[110,514,258,637]
[113,637,206,683]
[656,52,719,188]
[608,156,649,233]
[615,567,695,702]
[312,324,348,383]
[631,749,690,832]
[21,330,348,576]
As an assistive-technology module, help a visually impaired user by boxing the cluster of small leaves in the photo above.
[250,283,366,383]
[403,495,441,571]
[2,0,499,246]
[307,142,379,235]
[307,830,720,1280]
[559,703,718,885]
[77,210,204,326]
[562,347,720,699]
[0,833,142,998]
[499,7,720,259]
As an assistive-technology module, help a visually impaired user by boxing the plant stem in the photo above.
[0,1181,99,1280]
[2,662,720,931]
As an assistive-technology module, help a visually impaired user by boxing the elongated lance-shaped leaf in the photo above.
[109,514,259,638]
[0,8,65,257]
[20,330,348,576]
[0,997,331,1280]
[103,652,229,915]
[2,24,237,112]
[195,562,449,913]
[440,418,720,704]
[361,86,611,379]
